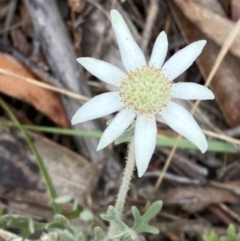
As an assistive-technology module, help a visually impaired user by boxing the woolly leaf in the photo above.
[57,231,75,241]
[227,225,237,238]
[0,215,14,228]
[79,209,94,222]
[221,225,239,241]
[92,227,106,241]
[76,232,85,241]
[45,222,66,230]
[53,214,69,227]
[203,225,239,241]
[132,201,162,234]
[28,218,35,234]
[7,216,30,228]
[203,232,220,241]
[53,195,73,204]
[101,206,128,232]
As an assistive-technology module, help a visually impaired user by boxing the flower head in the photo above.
[71,9,214,177]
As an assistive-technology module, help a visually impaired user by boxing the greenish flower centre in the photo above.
[119,66,172,115]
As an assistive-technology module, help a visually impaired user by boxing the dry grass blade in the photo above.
[192,18,240,112]
[140,0,159,53]
[203,129,240,146]
[0,68,89,101]
[218,203,240,223]
[84,0,110,20]
[174,0,240,59]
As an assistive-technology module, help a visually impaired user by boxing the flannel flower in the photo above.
[71,9,214,177]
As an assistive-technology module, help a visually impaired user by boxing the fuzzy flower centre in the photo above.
[119,66,172,115]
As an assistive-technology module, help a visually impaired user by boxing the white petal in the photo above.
[160,101,207,153]
[77,57,126,87]
[97,109,136,151]
[162,40,206,81]
[71,92,123,124]
[172,82,214,100]
[110,9,146,72]
[134,115,157,177]
[149,31,168,68]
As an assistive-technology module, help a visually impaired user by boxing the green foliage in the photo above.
[101,206,133,241]
[0,214,45,238]
[203,225,239,241]
[99,202,161,240]
[132,201,162,234]
[204,232,220,241]
[92,227,106,241]
[45,214,70,230]
[101,206,128,233]
[54,195,73,204]
[76,232,85,241]
[225,225,239,241]
[100,206,136,241]
[0,201,163,241]
[0,214,84,241]
[52,195,94,222]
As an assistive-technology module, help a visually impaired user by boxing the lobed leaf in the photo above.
[132,201,162,234]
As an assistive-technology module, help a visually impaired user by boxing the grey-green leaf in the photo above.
[45,222,65,230]
[54,214,69,226]
[7,216,30,228]
[101,206,128,232]
[203,231,220,241]
[114,123,135,145]
[53,195,73,204]
[28,218,35,234]
[92,227,105,241]
[76,232,85,241]
[132,201,162,234]
[79,209,94,222]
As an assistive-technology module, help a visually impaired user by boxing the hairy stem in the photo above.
[108,139,135,237]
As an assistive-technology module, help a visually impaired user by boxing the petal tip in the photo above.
[137,167,145,178]
[110,9,120,21]
[96,143,103,151]
[76,57,90,64]
[209,91,215,100]
[200,145,207,153]
[203,88,215,100]
[71,120,76,125]
[197,40,207,49]
[160,31,167,39]
[110,9,118,15]
[136,158,149,178]
[204,88,215,100]
[71,110,85,125]
[97,136,110,151]
[76,57,85,65]
[199,139,208,153]
[71,116,80,125]
[159,31,168,47]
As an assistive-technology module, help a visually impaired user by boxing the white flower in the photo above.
[71,9,214,177]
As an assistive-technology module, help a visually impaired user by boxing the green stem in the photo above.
[108,139,135,237]
[0,97,61,214]
[0,121,237,154]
